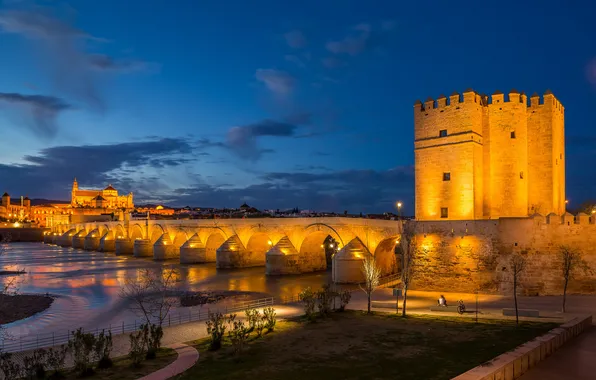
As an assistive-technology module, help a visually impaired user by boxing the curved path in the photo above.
[138,343,199,380]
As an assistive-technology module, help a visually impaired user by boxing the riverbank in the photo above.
[0,294,54,324]
[180,290,269,307]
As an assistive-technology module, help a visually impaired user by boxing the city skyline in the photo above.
[1,0,596,213]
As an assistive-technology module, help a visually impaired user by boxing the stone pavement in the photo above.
[518,326,596,380]
[138,343,198,380]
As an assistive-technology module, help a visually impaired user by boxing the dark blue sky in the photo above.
[0,0,595,213]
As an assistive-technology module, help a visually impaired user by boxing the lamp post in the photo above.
[396,202,402,220]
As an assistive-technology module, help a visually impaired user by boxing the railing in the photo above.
[0,297,274,353]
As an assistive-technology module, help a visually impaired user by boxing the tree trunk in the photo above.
[513,278,519,326]
[402,286,408,317]
[367,291,371,314]
[562,277,569,313]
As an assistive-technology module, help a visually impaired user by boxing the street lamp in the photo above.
[396,202,402,220]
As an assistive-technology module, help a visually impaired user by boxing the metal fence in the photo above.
[0,297,274,353]
[1,274,401,353]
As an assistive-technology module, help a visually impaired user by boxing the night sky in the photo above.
[1,0,595,214]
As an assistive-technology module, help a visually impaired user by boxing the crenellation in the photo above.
[491,90,504,104]
[424,96,434,110]
[546,213,559,224]
[575,212,590,225]
[449,91,460,105]
[462,89,476,103]
[562,212,574,226]
[436,94,447,108]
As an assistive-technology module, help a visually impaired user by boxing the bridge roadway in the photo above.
[44,217,403,283]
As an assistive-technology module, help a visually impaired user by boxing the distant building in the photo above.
[71,178,134,210]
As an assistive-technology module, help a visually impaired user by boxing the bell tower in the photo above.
[71,178,79,206]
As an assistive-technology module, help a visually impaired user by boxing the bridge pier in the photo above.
[51,233,59,244]
[133,239,153,257]
[72,231,86,249]
[58,230,75,247]
[179,234,208,264]
[216,235,265,269]
[84,233,100,251]
[115,238,133,255]
[153,234,177,260]
[43,233,53,244]
[332,238,369,284]
[99,237,115,252]
[266,237,301,275]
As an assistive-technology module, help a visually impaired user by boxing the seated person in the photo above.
[437,295,447,306]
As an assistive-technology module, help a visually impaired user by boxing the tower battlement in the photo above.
[414,88,565,221]
[414,89,564,113]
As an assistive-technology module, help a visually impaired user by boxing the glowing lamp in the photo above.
[268,240,272,246]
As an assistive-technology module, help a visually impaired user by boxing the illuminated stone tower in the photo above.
[414,89,565,220]
[71,178,78,206]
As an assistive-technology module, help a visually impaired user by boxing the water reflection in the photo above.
[0,243,333,338]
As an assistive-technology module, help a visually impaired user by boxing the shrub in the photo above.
[263,307,277,332]
[68,328,96,377]
[254,314,265,337]
[46,346,68,378]
[299,287,316,319]
[316,284,334,316]
[144,324,163,359]
[0,352,21,380]
[244,308,260,332]
[94,330,113,369]
[338,290,352,311]
[226,314,250,356]
[23,349,47,379]
[128,329,146,368]
[205,312,226,351]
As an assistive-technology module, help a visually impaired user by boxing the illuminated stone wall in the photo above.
[411,215,596,295]
[414,89,565,220]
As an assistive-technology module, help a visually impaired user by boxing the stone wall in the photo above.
[409,214,596,295]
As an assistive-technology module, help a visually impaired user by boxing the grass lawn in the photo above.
[59,347,177,380]
[176,310,558,380]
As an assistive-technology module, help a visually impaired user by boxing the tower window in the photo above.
[520,171,524,179]
[510,131,516,139]
[439,129,447,137]
[441,207,449,218]
[443,172,451,181]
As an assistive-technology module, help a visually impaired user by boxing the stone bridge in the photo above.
[45,217,403,283]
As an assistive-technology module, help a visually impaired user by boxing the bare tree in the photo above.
[509,254,527,326]
[559,246,591,313]
[398,222,418,317]
[360,254,381,314]
[120,267,179,327]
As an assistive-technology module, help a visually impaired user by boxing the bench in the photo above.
[430,305,460,313]
[502,308,540,317]
[371,301,397,309]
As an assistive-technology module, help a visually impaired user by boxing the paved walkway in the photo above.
[519,326,596,380]
[138,343,198,380]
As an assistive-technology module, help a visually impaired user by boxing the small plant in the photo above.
[0,351,22,380]
[144,323,164,359]
[254,314,266,337]
[227,314,250,356]
[316,284,334,316]
[46,346,68,378]
[94,330,113,369]
[128,329,146,367]
[244,308,259,331]
[263,307,277,332]
[205,312,227,350]
[68,328,96,377]
[23,349,46,379]
[299,287,316,319]
[338,290,352,311]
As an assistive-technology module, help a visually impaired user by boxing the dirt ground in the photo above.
[0,293,54,324]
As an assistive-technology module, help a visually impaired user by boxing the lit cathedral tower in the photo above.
[71,178,78,206]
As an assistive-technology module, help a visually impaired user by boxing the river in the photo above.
[0,243,334,340]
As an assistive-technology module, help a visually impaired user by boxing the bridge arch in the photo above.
[245,231,273,266]
[204,231,226,262]
[150,224,165,243]
[113,224,125,239]
[302,223,345,249]
[299,231,338,272]
[171,230,190,248]
[130,224,144,240]
[373,236,400,276]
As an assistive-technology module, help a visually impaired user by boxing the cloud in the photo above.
[255,69,296,96]
[226,119,298,160]
[326,22,394,56]
[0,9,154,112]
[0,138,196,198]
[284,30,306,48]
[0,92,72,139]
[86,54,160,74]
[167,166,414,213]
[322,56,345,68]
[284,54,305,68]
